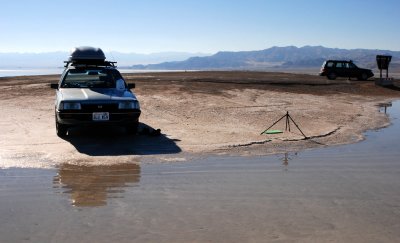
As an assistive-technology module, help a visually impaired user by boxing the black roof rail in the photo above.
[64,60,117,68]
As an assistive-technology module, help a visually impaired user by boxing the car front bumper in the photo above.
[56,110,141,126]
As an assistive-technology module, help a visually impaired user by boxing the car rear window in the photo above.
[326,62,334,68]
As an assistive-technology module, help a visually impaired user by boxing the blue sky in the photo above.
[1,0,399,53]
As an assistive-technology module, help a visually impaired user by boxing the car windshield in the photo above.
[61,69,116,88]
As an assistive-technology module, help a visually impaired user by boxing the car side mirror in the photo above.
[50,83,58,89]
[127,83,135,89]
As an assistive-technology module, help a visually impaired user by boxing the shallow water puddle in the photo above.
[1,101,400,242]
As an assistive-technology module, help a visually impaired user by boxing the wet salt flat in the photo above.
[0,68,62,77]
[0,69,191,77]
[0,101,400,242]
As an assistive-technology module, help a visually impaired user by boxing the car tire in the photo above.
[327,72,337,80]
[56,121,68,137]
[126,122,139,135]
[359,73,368,81]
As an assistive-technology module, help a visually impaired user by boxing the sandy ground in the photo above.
[0,71,399,168]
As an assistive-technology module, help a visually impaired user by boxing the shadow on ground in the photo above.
[61,123,181,156]
[384,84,400,91]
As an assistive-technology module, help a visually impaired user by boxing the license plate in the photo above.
[92,112,109,121]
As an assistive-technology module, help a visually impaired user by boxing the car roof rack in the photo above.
[64,60,117,68]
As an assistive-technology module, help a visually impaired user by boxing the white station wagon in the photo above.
[51,47,141,137]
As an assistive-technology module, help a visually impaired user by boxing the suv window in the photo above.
[343,62,357,69]
[326,62,334,68]
[335,62,344,68]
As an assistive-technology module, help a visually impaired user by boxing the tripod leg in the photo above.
[285,111,291,131]
[288,114,307,139]
[260,114,287,135]
[285,114,288,131]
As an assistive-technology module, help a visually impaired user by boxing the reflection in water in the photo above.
[53,163,140,207]
[280,152,298,170]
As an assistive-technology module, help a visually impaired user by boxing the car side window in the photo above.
[326,62,334,68]
[336,62,343,68]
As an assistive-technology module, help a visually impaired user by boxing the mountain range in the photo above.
[1,46,399,71]
[0,51,210,68]
[130,46,400,71]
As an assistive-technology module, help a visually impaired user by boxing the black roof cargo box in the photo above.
[65,46,116,67]
[69,46,106,63]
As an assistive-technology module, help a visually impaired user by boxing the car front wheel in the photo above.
[327,72,337,80]
[358,73,368,81]
[56,121,68,137]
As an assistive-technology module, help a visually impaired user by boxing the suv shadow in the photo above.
[60,123,181,156]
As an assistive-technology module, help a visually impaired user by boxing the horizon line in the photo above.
[1,45,399,55]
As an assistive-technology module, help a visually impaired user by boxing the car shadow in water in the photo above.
[60,123,182,156]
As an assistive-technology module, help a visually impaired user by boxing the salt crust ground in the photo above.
[0,71,399,168]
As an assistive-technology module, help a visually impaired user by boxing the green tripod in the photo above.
[260,111,308,139]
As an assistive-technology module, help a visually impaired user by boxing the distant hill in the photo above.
[3,46,399,71]
[0,51,210,68]
[130,46,400,71]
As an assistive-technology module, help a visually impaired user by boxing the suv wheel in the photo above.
[56,121,68,137]
[327,72,337,80]
[358,73,368,81]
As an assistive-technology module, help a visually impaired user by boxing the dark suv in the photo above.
[319,60,374,80]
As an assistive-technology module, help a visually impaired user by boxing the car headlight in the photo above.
[60,102,81,110]
[118,101,140,110]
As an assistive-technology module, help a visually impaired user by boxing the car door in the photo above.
[335,62,346,77]
[342,62,352,78]
[347,62,358,77]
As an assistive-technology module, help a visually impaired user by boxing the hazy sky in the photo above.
[1,0,399,53]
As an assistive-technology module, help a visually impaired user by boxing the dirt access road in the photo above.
[0,71,399,168]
